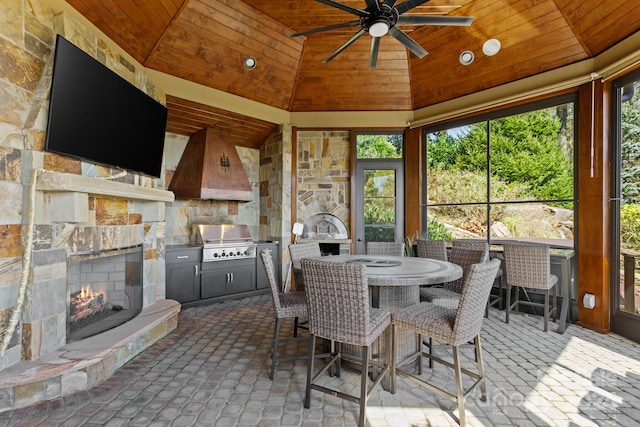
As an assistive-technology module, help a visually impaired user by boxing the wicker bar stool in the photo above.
[416,238,448,261]
[366,241,405,256]
[452,240,505,317]
[288,242,321,292]
[301,258,391,427]
[419,247,488,307]
[390,259,501,427]
[503,243,558,332]
[260,249,310,380]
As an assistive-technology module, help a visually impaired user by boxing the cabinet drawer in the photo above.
[167,248,201,263]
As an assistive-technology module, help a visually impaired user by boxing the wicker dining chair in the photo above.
[419,247,488,307]
[260,249,310,380]
[416,238,448,261]
[301,258,391,427]
[503,243,558,332]
[366,241,405,256]
[418,246,488,368]
[452,240,505,318]
[390,258,501,427]
[288,242,321,292]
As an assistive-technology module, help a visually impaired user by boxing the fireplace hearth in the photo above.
[67,245,143,342]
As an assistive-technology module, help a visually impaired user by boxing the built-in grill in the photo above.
[192,224,257,262]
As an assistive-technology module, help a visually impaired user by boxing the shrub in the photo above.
[620,203,640,249]
[425,219,452,240]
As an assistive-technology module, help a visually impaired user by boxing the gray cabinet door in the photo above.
[166,248,201,303]
[201,258,255,299]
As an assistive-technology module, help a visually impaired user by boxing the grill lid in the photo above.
[193,224,253,245]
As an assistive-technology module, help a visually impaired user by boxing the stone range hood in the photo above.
[168,127,253,201]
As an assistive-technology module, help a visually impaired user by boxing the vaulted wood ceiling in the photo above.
[66,0,640,148]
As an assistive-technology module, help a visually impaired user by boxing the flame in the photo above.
[76,285,104,302]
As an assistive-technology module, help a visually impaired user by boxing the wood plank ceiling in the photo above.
[65,0,640,149]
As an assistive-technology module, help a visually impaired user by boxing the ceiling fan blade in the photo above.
[369,37,381,69]
[290,20,361,37]
[323,29,367,63]
[382,0,398,7]
[394,0,431,15]
[388,26,427,58]
[397,15,475,26]
[364,0,381,11]
[315,0,368,17]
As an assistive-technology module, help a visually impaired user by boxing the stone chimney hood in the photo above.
[168,127,253,201]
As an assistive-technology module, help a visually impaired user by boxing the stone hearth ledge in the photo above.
[0,299,180,412]
[36,170,175,202]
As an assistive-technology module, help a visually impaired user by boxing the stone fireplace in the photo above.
[0,171,180,412]
[67,245,144,342]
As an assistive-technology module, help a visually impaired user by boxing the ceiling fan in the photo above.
[290,0,475,68]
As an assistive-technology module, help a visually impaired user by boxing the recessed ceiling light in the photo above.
[244,56,256,70]
[482,39,501,56]
[459,50,474,65]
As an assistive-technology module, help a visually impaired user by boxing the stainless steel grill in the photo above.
[192,224,257,262]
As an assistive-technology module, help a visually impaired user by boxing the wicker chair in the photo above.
[260,249,310,380]
[452,240,505,317]
[288,242,321,292]
[366,241,405,256]
[390,258,501,427]
[301,258,391,427]
[416,238,448,261]
[419,247,488,307]
[503,243,558,332]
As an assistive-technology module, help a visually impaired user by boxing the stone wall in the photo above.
[0,1,263,373]
[0,2,175,369]
[259,125,292,267]
[296,130,350,228]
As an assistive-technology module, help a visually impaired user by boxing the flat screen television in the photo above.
[45,35,168,178]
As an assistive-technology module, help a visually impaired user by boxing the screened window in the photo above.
[422,95,575,245]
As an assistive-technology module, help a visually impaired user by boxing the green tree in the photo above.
[426,130,461,169]
[621,82,640,204]
[356,134,402,158]
[457,110,573,202]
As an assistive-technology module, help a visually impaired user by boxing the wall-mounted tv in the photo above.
[45,35,168,178]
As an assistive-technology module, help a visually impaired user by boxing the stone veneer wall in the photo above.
[296,131,351,229]
[259,125,293,271]
[0,3,172,371]
[0,0,268,376]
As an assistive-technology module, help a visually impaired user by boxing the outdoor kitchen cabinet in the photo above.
[200,258,255,299]
[166,246,201,303]
[256,241,280,290]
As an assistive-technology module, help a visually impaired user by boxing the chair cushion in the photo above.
[419,287,460,309]
[392,302,457,345]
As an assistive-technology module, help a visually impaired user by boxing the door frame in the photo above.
[353,159,405,254]
[610,70,640,343]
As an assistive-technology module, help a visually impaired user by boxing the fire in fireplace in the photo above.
[67,245,143,342]
[70,285,107,323]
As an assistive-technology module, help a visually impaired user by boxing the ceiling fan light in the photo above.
[459,50,474,65]
[369,21,389,37]
[482,39,501,56]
